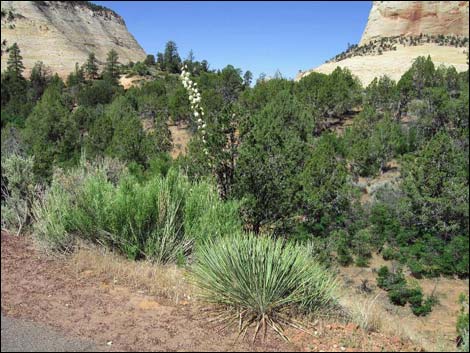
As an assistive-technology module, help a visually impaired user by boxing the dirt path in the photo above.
[1,232,291,352]
[1,232,418,352]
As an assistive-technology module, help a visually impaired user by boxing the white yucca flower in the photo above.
[179,64,209,150]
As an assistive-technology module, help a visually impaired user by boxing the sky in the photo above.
[93,1,372,80]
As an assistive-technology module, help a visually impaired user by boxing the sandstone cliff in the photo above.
[1,1,146,77]
[297,1,469,86]
[360,1,469,45]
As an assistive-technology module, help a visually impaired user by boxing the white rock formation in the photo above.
[1,1,146,77]
[360,1,469,46]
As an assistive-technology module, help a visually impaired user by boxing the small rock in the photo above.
[345,322,359,332]
[106,341,113,346]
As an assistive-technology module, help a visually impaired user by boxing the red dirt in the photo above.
[1,232,419,352]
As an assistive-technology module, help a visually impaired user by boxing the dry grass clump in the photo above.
[339,289,410,338]
[70,242,192,304]
[342,293,383,333]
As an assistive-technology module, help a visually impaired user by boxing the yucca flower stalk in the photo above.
[180,64,209,158]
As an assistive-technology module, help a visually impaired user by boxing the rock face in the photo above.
[297,1,469,86]
[360,1,469,45]
[1,1,146,77]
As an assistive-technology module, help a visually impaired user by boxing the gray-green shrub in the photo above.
[1,153,38,234]
[32,183,75,252]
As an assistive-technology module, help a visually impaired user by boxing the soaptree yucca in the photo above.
[191,233,338,341]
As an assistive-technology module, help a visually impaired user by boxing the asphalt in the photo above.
[1,315,98,352]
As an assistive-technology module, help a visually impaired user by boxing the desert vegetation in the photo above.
[327,34,469,63]
[1,39,469,348]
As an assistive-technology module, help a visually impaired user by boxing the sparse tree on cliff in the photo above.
[85,52,99,80]
[103,49,120,83]
[6,43,25,79]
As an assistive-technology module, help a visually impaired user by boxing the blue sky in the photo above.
[93,1,372,80]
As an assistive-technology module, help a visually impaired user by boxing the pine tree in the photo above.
[67,62,85,87]
[184,49,195,72]
[6,43,25,79]
[30,61,51,101]
[156,52,164,71]
[163,41,181,74]
[103,49,120,83]
[85,52,99,80]
[243,70,253,87]
[75,62,85,83]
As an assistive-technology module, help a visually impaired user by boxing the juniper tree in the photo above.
[144,54,155,66]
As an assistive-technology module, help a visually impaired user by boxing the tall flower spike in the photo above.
[179,64,208,149]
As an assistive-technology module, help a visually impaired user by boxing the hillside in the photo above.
[0,1,146,78]
[297,43,468,86]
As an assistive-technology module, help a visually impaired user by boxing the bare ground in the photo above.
[1,232,419,352]
[169,123,191,159]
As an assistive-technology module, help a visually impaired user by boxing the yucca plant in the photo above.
[191,233,338,341]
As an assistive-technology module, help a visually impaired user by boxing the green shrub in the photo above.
[191,233,338,340]
[411,297,434,317]
[355,255,370,267]
[184,181,242,244]
[337,245,353,266]
[406,283,436,316]
[406,285,424,307]
[378,267,436,316]
[376,266,406,291]
[332,229,353,266]
[70,169,189,262]
[381,247,398,261]
[388,284,409,306]
[77,79,122,107]
[352,228,373,260]
[32,164,241,264]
